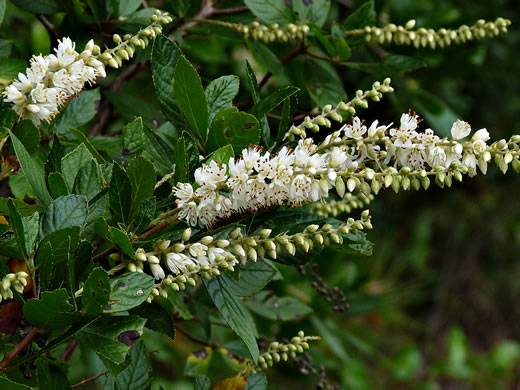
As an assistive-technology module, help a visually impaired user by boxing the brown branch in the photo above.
[258,45,305,91]
[93,245,117,261]
[0,328,39,371]
[211,6,250,16]
[36,15,59,45]
[177,326,217,348]
[61,340,78,362]
[72,370,109,388]
[182,0,215,32]
[139,219,172,239]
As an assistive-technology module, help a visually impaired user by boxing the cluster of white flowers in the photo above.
[174,112,516,228]
[0,272,28,302]
[2,38,105,125]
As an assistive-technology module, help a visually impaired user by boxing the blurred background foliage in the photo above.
[2,0,520,388]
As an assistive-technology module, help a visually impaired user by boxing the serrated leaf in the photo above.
[229,260,277,297]
[244,0,293,25]
[0,109,17,128]
[276,97,293,144]
[40,195,88,237]
[61,143,96,192]
[8,199,38,259]
[174,55,209,141]
[115,340,152,390]
[127,156,155,220]
[206,108,260,154]
[0,58,27,84]
[206,75,240,125]
[343,0,375,30]
[54,88,101,136]
[0,374,26,390]
[13,120,40,154]
[82,267,111,315]
[69,127,105,164]
[36,357,72,390]
[10,130,52,208]
[122,117,145,154]
[207,144,234,167]
[23,289,81,330]
[151,35,187,130]
[304,59,346,108]
[73,159,104,201]
[105,272,155,313]
[250,86,299,118]
[48,172,69,198]
[292,0,330,27]
[245,374,267,390]
[109,164,132,226]
[205,275,259,362]
[245,291,313,321]
[45,137,64,177]
[76,315,147,364]
[142,127,175,177]
[345,55,427,74]
[36,226,80,266]
[129,303,175,340]
[195,375,211,390]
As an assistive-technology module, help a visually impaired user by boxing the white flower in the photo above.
[343,117,367,139]
[166,253,195,274]
[462,153,478,175]
[391,126,417,148]
[399,113,419,132]
[428,146,447,167]
[472,128,490,142]
[416,129,439,149]
[195,160,227,188]
[328,147,348,168]
[451,120,471,140]
[174,183,194,207]
[472,139,487,154]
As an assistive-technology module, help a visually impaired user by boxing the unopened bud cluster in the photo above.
[0,272,28,302]
[242,331,320,374]
[235,21,310,43]
[355,17,511,49]
[98,9,173,69]
[312,192,373,218]
[284,78,393,141]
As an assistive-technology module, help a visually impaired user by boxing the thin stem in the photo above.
[61,340,78,362]
[211,6,249,16]
[176,326,217,348]
[0,328,39,371]
[71,370,109,388]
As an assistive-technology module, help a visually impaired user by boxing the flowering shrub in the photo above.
[0,0,516,388]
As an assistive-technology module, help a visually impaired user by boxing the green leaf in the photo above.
[151,35,187,130]
[36,357,72,390]
[69,127,105,164]
[23,289,81,330]
[0,374,27,390]
[206,75,240,125]
[122,117,145,154]
[343,0,375,30]
[129,303,175,340]
[8,199,38,259]
[329,231,374,256]
[245,61,260,104]
[127,156,156,219]
[13,120,40,154]
[244,0,293,25]
[229,260,277,297]
[174,55,209,141]
[54,88,101,136]
[48,172,70,198]
[110,227,135,258]
[105,272,155,313]
[245,291,313,321]
[115,340,152,390]
[10,130,52,208]
[184,348,213,377]
[142,127,175,177]
[61,143,96,192]
[251,86,299,118]
[276,97,293,144]
[36,226,80,266]
[194,375,211,390]
[119,0,141,16]
[304,59,346,108]
[76,315,147,364]
[245,374,267,390]
[292,0,330,27]
[206,144,234,166]
[45,137,64,177]
[0,58,27,84]
[205,275,259,362]
[174,136,187,183]
[40,195,88,237]
[82,267,111,315]
[105,90,165,130]
[0,0,6,26]
[206,108,260,154]
[109,164,132,226]
[73,159,104,201]
[345,55,427,74]
[0,109,17,129]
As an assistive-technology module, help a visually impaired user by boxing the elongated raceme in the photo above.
[174,111,520,229]
[0,272,28,302]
